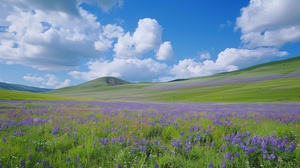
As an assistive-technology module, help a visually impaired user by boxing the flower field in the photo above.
[0,100,299,168]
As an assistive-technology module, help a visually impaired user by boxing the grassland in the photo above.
[46,56,300,102]
[0,101,299,168]
[0,90,80,101]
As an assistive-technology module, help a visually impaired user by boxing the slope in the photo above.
[0,82,51,93]
[49,56,300,102]
[50,76,132,94]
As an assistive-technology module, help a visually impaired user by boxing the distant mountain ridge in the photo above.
[0,82,51,93]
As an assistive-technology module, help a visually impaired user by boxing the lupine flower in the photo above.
[20,160,25,167]
[221,144,225,152]
[224,153,232,159]
[51,127,59,135]
[0,162,2,168]
[288,142,296,152]
[267,154,275,160]
[221,160,226,168]
[208,162,213,168]
[49,165,53,168]
[28,154,32,160]
[67,158,71,162]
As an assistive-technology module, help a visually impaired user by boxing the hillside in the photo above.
[50,76,132,94]
[47,56,300,102]
[2,56,300,102]
[0,82,51,93]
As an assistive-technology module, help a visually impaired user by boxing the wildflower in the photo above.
[51,127,59,135]
[221,144,225,152]
[67,158,71,162]
[221,160,226,168]
[208,162,213,168]
[49,165,53,168]
[0,163,2,168]
[28,154,32,160]
[267,154,275,160]
[154,162,159,168]
[288,142,296,152]
[20,160,25,167]
[224,153,232,159]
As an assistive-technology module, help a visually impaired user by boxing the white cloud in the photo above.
[216,47,288,68]
[169,59,237,79]
[69,58,168,82]
[113,18,172,59]
[23,74,71,88]
[85,0,123,12]
[168,47,288,79]
[156,42,174,60]
[236,0,300,48]
[199,51,211,60]
[94,24,124,51]
[0,7,103,70]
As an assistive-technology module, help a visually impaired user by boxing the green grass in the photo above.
[45,56,300,102]
[151,77,300,102]
[0,101,299,167]
[0,90,80,100]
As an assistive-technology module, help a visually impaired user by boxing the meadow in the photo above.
[0,100,299,168]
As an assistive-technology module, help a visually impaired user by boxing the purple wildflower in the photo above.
[221,160,226,168]
[268,154,275,160]
[20,160,25,167]
[154,162,159,168]
[208,162,213,168]
[289,142,296,152]
[51,127,59,135]
[0,163,2,168]
[67,158,71,162]
[224,153,232,159]
[28,154,32,160]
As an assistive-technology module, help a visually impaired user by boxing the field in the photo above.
[0,100,299,168]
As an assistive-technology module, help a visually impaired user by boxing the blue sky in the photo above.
[1,0,300,88]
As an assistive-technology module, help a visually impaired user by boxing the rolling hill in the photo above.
[1,56,300,102]
[47,56,300,102]
[0,82,51,93]
[50,76,132,94]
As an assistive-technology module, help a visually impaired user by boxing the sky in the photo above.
[1,0,300,89]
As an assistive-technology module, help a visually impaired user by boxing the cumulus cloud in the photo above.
[199,51,211,60]
[216,47,288,68]
[94,24,124,52]
[69,58,168,82]
[0,6,103,70]
[23,74,71,88]
[236,0,300,48]
[156,42,174,60]
[85,0,124,12]
[113,18,172,59]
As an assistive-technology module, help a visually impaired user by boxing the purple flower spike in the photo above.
[208,162,213,168]
[0,163,2,168]
[20,160,25,167]
[221,160,226,168]
[289,142,296,152]
[154,162,159,168]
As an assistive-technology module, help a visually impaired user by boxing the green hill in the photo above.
[46,56,300,102]
[3,56,300,102]
[50,76,132,94]
[0,82,51,92]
